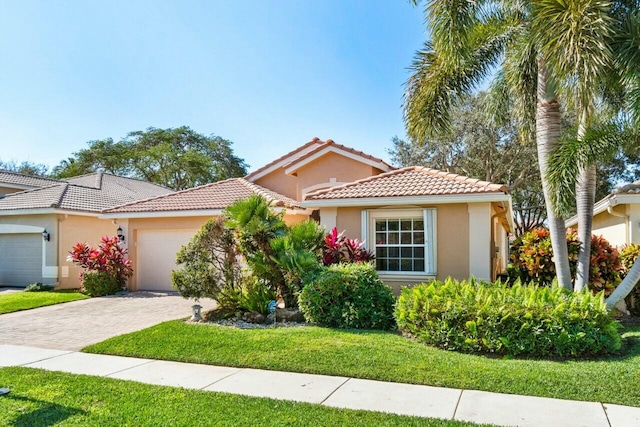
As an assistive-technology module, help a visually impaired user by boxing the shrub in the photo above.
[395,278,621,358]
[24,283,54,292]
[81,271,121,297]
[68,236,133,288]
[322,227,375,265]
[508,228,621,294]
[172,217,242,301]
[298,263,395,330]
[618,243,640,314]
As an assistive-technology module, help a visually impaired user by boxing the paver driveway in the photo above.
[0,292,215,351]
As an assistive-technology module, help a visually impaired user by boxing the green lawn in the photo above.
[0,367,484,426]
[0,290,88,314]
[84,320,640,407]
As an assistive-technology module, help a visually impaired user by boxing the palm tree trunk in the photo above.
[574,162,596,291]
[606,259,640,310]
[536,59,573,290]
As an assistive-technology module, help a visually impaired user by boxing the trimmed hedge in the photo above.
[395,278,621,357]
[298,263,395,330]
[82,271,121,297]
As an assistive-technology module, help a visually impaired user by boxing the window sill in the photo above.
[378,273,436,282]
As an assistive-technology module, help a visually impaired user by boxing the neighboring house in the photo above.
[101,138,514,292]
[0,172,172,288]
[566,181,640,247]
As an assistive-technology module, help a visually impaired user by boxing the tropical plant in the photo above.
[67,236,133,291]
[509,228,621,295]
[322,227,375,265]
[171,217,243,301]
[225,196,325,308]
[395,278,621,357]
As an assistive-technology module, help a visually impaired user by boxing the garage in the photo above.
[0,233,43,287]
[136,229,197,291]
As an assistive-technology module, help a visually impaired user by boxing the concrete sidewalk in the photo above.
[2,344,639,426]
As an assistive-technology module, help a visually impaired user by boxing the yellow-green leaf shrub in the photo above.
[395,278,621,357]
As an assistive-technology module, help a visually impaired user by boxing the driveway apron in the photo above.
[0,292,215,351]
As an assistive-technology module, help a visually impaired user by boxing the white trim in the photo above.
[366,208,436,276]
[301,181,350,198]
[245,143,322,182]
[378,273,436,282]
[302,193,511,208]
[361,210,368,246]
[565,194,640,228]
[284,146,391,175]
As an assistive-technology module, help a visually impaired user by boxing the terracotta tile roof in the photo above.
[282,139,393,172]
[104,178,303,214]
[613,180,640,195]
[245,138,324,180]
[0,173,172,213]
[0,170,62,189]
[304,166,508,200]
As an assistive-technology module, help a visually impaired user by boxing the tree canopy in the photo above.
[0,160,49,177]
[51,126,248,190]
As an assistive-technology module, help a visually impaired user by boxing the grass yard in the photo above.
[84,320,640,407]
[0,290,88,314]
[0,367,484,426]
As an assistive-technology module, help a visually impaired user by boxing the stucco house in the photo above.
[566,180,640,247]
[98,138,514,292]
[0,171,171,287]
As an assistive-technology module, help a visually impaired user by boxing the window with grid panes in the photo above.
[374,217,426,272]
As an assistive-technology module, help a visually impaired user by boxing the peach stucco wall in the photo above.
[333,204,470,292]
[253,169,298,200]
[591,205,628,247]
[58,215,116,289]
[294,152,381,200]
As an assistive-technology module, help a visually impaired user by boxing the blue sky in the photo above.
[0,1,425,172]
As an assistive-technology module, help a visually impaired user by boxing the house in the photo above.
[566,181,640,247]
[0,171,172,288]
[99,138,514,292]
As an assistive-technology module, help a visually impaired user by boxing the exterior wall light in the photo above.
[42,229,50,242]
[117,227,125,242]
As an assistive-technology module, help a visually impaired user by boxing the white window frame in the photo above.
[362,209,436,279]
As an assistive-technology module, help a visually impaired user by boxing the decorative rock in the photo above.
[242,311,266,324]
[266,313,276,324]
[276,308,305,323]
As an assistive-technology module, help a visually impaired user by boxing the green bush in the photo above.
[24,283,54,292]
[82,271,121,297]
[394,278,621,358]
[298,263,395,330]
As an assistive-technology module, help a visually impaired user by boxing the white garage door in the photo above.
[137,229,197,291]
[0,233,43,287]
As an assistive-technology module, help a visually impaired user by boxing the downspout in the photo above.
[606,203,630,245]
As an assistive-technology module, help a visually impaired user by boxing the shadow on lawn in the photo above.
[4,394,86,427]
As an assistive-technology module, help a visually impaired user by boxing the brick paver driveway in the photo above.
[0,292,215,351]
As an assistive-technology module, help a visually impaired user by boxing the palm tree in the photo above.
[404,0,573,289]
[405,1,640,298]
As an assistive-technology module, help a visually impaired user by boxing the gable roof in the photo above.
[245,137,394,181]
[303,166,508,204]
[0,170,61,190]
[0,173,172,214]
[102,177,303,217]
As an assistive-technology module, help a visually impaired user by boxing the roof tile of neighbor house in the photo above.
[0,170,62,188]
[304,166,508,200]
[0,173,172,213]
[612,180,640,195]
[103,177,303,213]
